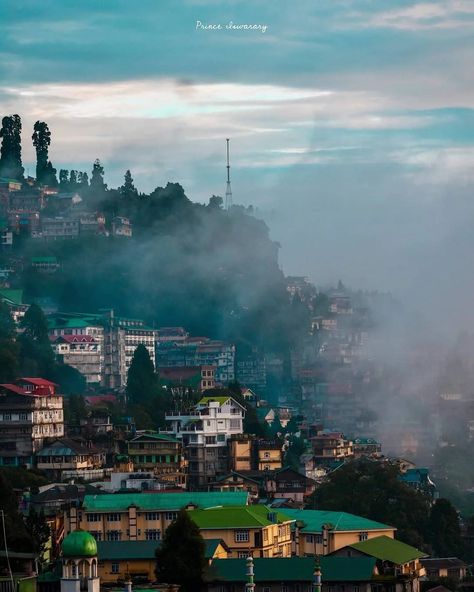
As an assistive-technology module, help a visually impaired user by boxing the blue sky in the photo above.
[1,0,474,313]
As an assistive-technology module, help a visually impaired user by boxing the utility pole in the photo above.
[225,138,233,211]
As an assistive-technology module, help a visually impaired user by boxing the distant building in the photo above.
[158,365,215,392]
[228,435,283,473]
[310,431,354,465]
[421,557,467,581]
[50,335,102,384]
[31,256,60,273]
[0,378,64,467]
[353,437,382,458]
[112,216,132,237]
[41,217,80,240]
[236,348,266,390]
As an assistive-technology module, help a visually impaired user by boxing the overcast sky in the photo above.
[1,0,474,318]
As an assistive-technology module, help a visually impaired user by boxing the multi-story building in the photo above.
[310,431,354,466]
[36,438,105,479]
[158,365,216,392]
[0,378,64,467]
[353,437,382,458]
[156,336,235,385]
[236,348,266,390]
[65,491,249,541]
[189,505,294,558]
[50,335,102,384]
[127,432,185,487]
[164,395,245,487]
[282,509,396,557]
[48,310,156,388]
[228,435,283,472]
[112,216,132,237]
[41,217,80,240]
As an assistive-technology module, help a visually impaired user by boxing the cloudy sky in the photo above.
[1,0,474,314]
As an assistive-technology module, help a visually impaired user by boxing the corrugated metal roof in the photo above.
[205,556,377,583]
[83,491,248,511]
[349,535,427,564]
[282,509,394,533]
[189,505,293,529]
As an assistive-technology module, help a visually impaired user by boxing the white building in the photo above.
[164,395,245,487]
[51,335,102,384]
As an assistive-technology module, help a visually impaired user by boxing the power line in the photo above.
[225,138,233,211]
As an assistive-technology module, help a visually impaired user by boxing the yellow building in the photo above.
[65,491,248,542]
[127,432,185,487]
[228,435,282,472]
[97,539,229,583]
[188,505,294,558]
[281,509,396,556]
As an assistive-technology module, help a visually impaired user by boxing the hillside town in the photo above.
[0,151,473,592]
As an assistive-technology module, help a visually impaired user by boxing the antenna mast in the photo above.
[225,138,233,210]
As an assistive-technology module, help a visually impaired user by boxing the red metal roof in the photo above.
[0,383,27,395]
[51,335,96,344]
[20,378,59,387]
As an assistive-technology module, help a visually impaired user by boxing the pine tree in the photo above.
[120,170,138,199]
[0,115,25,180]
[155,509,206,592]
[25,507,50,559]
[32,121,57,186]
[59,169,69,189]
[126,344,157,403]
[90,159,107,190]
[0,301,18,381]
[429,498,464,557]
[18,303,55,378]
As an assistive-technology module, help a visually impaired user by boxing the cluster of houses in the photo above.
[0,176,132,242]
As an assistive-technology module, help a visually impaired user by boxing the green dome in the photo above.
[62,530,97,558]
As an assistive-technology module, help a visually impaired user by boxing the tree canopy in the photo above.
[155,509,206,592]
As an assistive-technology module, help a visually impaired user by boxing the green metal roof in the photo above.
[0,289,23,305]
[97,540,159,560]
[205,556,377,583]
[83,491,248,512]
[348,535,427,565]
[198,396,231,406]
[189,505,293,529]
[282,509,394,533]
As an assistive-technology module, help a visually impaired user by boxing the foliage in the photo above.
[32,121,57,186]
[0,301,18,381]
[309,459,431,549]
[0,471,33,551]
[25,508,50,559]
[18,303,55,378]
[155,509,206,592]
[429,498,464,557]
[0,114,24,180]
[126,344,158,404]
[65,394,88,424]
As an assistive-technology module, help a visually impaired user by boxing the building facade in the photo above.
[0,378,64,467]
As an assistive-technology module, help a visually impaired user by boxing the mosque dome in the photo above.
[62,530,97,558]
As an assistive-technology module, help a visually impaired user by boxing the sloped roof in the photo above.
[130,432,179,444]
[0,289,23,305]
[348,535,427,564]
[83,491,248,512]
[205,556,377,583]
[282,509,394,533]
[189,505,293,529]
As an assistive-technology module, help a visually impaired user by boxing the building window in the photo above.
[165,512,177,521]
[106,531,122,541]
[108,513,121,522]
[19,413,27,421]
[111,563,120,574]
[3,414,11,421]
[237,551,249,558]
[235,530,249,543]
[359,532,368,541]
[145,512,159,521]
[87,514,101,522]
[90,531,102,541]
[145,529,161,541]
